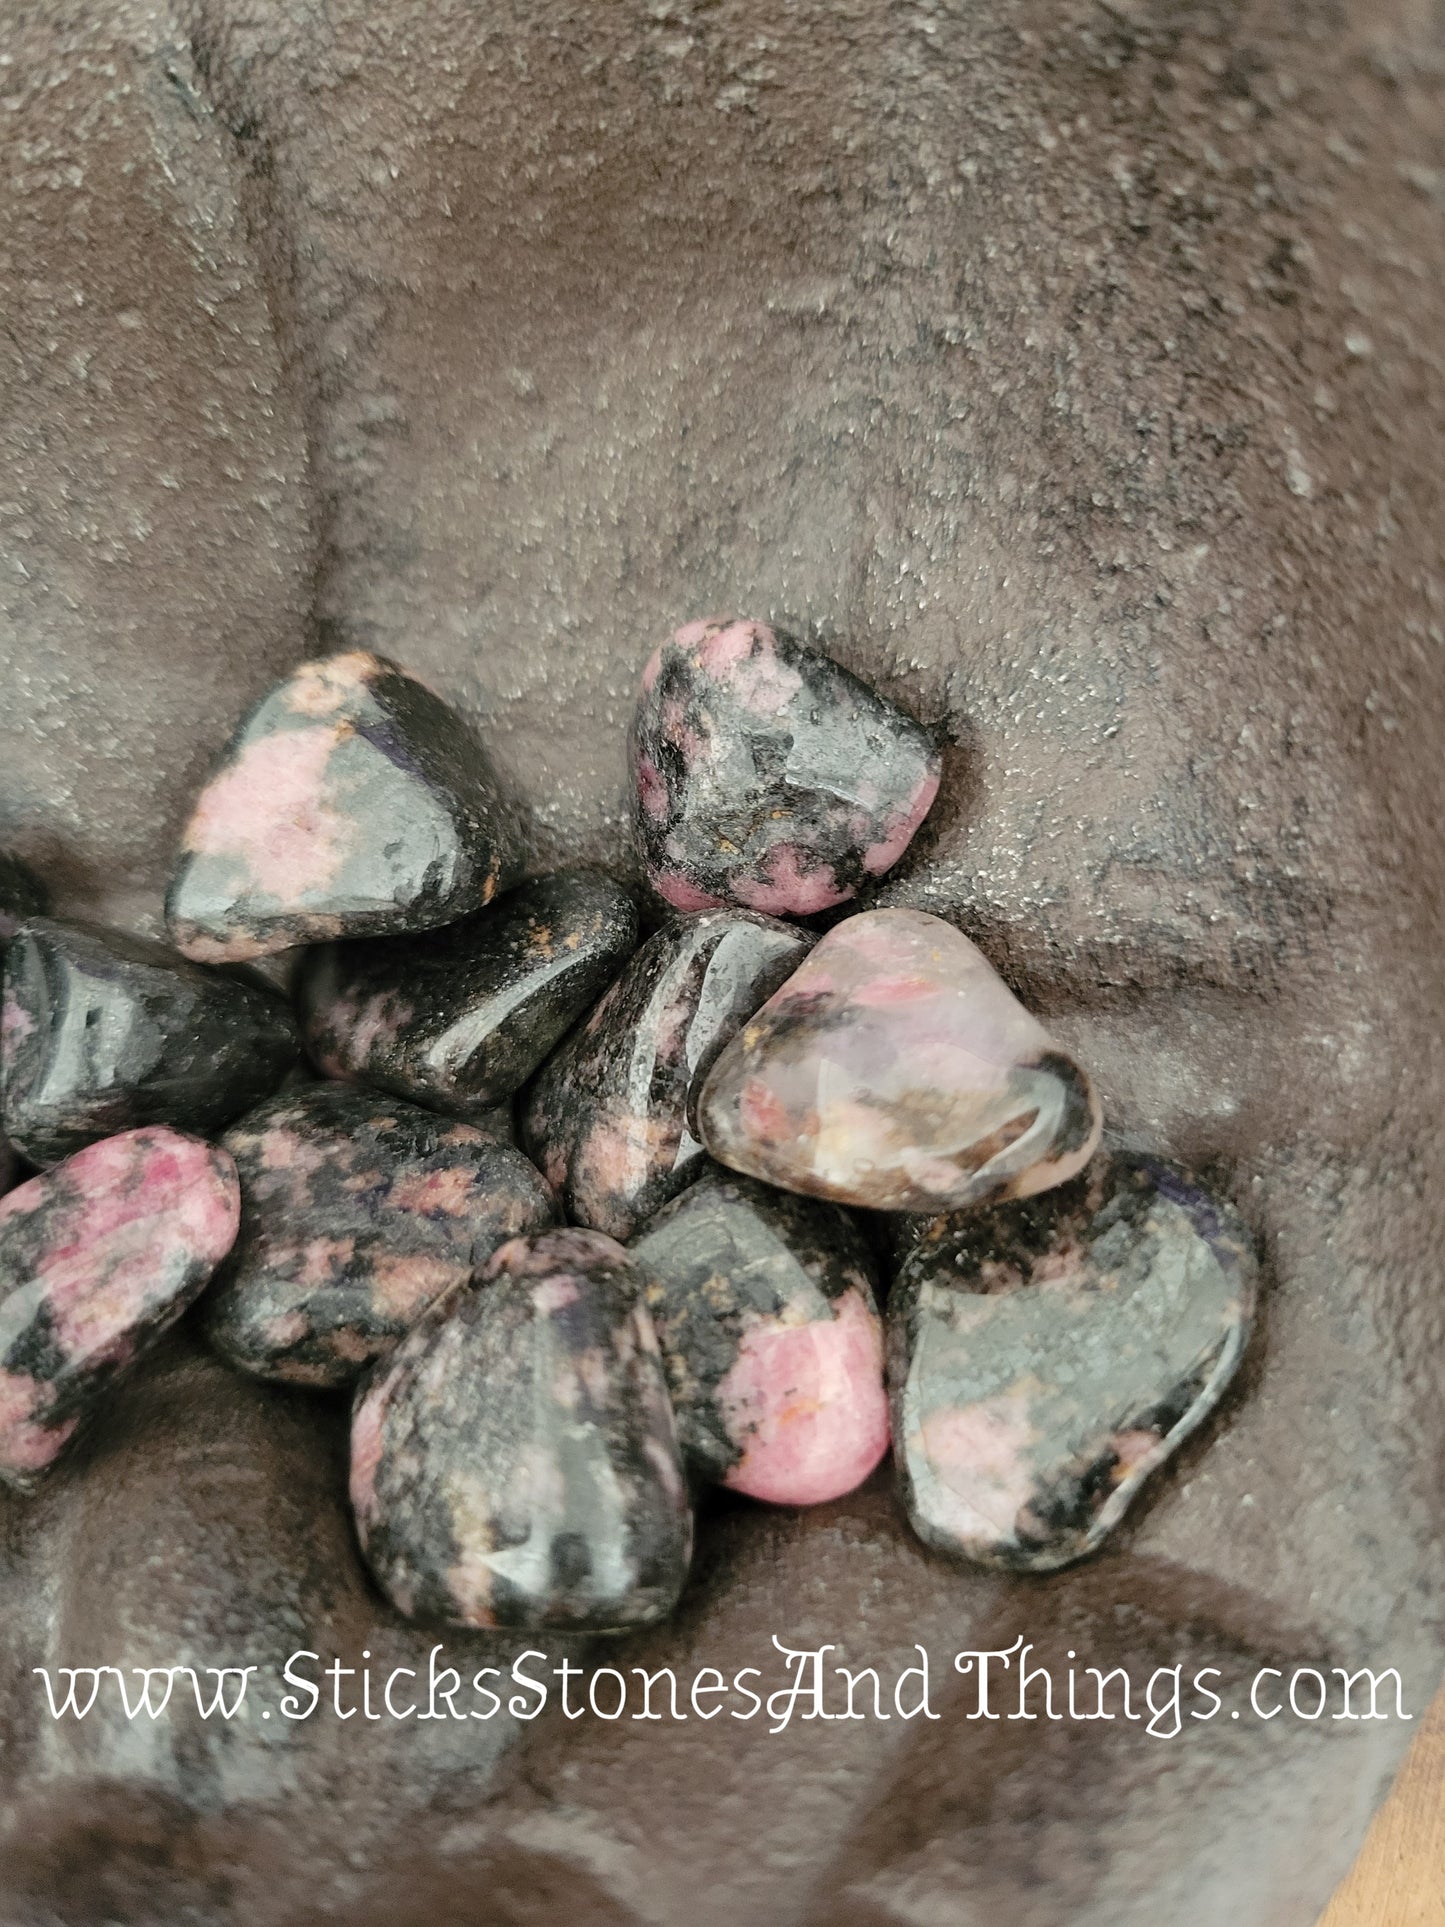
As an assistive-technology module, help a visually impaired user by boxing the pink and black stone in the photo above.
[204,1084,556,1389]
[295,869,638,1117]
[629,617,943,915]
[166,651,525,963]
[1,918,300,1170]
[0,1126,240,1492]
[699,907,1102,1212]
[351,1226,692,1631]
[521,909,813,1240]
[888,1151,1258,1572]
[0,852,47,947]
[630,1168,889,1506]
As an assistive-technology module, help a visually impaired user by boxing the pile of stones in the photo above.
[0,618,1256,1632]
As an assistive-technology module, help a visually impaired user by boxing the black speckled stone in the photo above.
[296,870,638,1116]
[1,918,300,1170]
[166,651,525,963]
[888,1151,1257,1573]
[630,617,942,915]
[205,1084,557,1389]
[521,909,813,1240]
[0,1126,239,1492]
[0,853,47,948]
[631,1168,889,1506]
[351,1226,692,1631]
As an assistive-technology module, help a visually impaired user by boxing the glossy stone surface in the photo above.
[0,1127,239,1491]
[166,651,524,963]
[205,1084,556,1388]
[352,1226,691,1630]
[296,869,638,1116]
[1,918,300,1170]
[699,907,1101,1212]
[630,617,942,915]
[889,1152,1257,1571]
[522,909,812,1239]
[631,1168,889,1505]
[0,852,47,947]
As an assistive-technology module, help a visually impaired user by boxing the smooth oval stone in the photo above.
[521,909,813,1240]
[698,907,1102,1212]
[166,651,524,963]
[0,1126,240,1491]
[0,852,48,947]
[204,1084,557,1388]
[629,617,942,915]
[888,1152,1257,1571]
[631,1168,889,1506]
[351,1226,692,1631]
[1,918,300,1169]
[296,870,639,1116]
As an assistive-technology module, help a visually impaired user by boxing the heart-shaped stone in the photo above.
[698,907,1101,1212]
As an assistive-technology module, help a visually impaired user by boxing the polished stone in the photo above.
[521,909,812,1239]
[629,617,941,915]
[167,651,524,962]
[0,1126,240,1491]
[296,869,638,1116]
[1,918,300,1169]
[699,907,1101,1212]
[631,1168,889,1505]
[351,1226,691,1631]
[888,1152,1257,1571]
[205,1084,556,1388]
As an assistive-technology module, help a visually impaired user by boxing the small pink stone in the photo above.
[718,1289,889,1506]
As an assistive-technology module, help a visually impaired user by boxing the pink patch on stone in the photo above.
[732,844,848,917]
[636,756,669,823]
[639,645,665,693]
[652,869,726,913]
[861,763,942,877]
[716,1288,888,1506]
[696,619,765,676]
[184,726,349,902]
[917,1389,1041,1541]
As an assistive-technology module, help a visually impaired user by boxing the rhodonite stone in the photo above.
[1,919,300,1169]
[0,1127,240,1491]
[521,909,812,1239]
[888,1152,1257,1571]
[351,1226,691,1630]
[698,907,1101,1212]
[631,1168,889,1505]
[629,616,942,914]
[0,853,47,947]
[296,870,638,1116]
[204,1084,556,1388]
[166,651,524,963]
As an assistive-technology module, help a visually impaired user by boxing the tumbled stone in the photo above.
[0,852,47,947]
[0,1126,240,1491]
[888,1152,1257,1571]
[296,870,638,1116]
[166,651,523,963]
[631,1168,889,1505]
[205,1084,556,1388]
[1,918,300,1169]
[629,617,942,915]
[352,1226,691,1630]
[521,909,812,1239]
[699,907,1101,1212]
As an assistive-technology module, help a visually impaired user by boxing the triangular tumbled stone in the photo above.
[889,1153,1257,1570]
[166,652,523,962]
[2,918,299,1168]
[698,908,1101,1212]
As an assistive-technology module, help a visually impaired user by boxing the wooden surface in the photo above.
[1319,1686,1445,1924]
